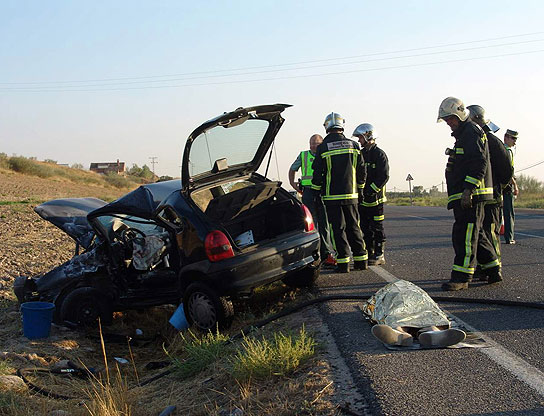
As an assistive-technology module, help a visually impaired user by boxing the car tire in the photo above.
[282,266,320,288]
[59,287,113,327]
[183,282,234,331]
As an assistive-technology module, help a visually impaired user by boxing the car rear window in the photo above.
[189,119,269,176]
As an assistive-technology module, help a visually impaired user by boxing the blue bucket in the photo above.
[169,303,189,331]
[21,302,55,339]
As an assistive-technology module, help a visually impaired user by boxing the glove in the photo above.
[461,188,473,209]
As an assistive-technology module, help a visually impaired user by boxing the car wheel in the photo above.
[183,282,234,331]
[59,287,113,327]
[282,266,320,288]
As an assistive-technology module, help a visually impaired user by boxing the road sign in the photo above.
[406,174,414,181]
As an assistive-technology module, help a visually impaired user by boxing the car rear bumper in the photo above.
[181,231,320,295]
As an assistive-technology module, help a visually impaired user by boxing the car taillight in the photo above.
[301,204,315,232]
[204,230,235,262]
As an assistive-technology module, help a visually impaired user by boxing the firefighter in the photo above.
[311,112,368,273]
[288,134,336,266]
[467,105,513,280]
[437,97,500,291]
[352,123,389,265]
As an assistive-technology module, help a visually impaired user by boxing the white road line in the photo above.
[407,215,430,220]
[517,232,544,239]
[369,265,544,397]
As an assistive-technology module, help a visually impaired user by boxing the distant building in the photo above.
[89,159,125,175]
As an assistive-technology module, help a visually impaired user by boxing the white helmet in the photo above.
[352,123,377,141]
[467,104,499,133]
[323,112,345,132]
[437,97,468,122]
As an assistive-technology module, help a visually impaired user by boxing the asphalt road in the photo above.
[316,205,544,416]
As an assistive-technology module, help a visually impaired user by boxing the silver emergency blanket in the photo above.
[132,236,167,271]
[362,280,450,329]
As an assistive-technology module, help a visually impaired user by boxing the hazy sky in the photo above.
[2,1,544,191]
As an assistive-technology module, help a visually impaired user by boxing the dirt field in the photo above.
[0,171,351,415]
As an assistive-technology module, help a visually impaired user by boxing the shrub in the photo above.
[231,326,315,380]
[167,329,231,379]
[103,172,133,188]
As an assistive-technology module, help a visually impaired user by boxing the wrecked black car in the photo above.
[14,104,320,330]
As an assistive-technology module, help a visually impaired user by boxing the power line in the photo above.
[3,48,544,93]
[515,160,544,173]
[2,31,543,86]
[3,38,543,91]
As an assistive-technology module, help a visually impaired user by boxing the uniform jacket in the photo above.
[445,120,494,209]
[311,132,366,205]
[361,143,389,207]
[486,131,514,200]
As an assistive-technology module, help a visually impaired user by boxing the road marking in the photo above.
[369,265,544,397]
[517,232,544,239]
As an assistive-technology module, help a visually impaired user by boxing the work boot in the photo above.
[418,328,466,348]
[335,262,349,273]
[371,325,413,346]
[487,267,503,284]
[353,260,368,270]
[441,281,469,291]
[369,242,386,266]
[474,266,488,282]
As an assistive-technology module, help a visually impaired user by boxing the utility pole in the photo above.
[441,181,444,193]
[149,156,158,175]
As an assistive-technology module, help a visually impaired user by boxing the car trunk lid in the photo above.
[181,104,291,191]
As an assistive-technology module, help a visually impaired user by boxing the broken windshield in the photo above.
[188,119,269,177]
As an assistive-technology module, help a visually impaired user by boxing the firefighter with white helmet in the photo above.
[438,97,499,291]
[311,112,368,273]
[467,104,513,282]
[352,123,389,265]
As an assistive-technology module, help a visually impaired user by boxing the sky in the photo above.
[1,0,544,192]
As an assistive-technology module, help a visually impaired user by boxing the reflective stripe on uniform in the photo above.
[452,264,475,274]
[473,187,493,196]
[337,257,350,264]
[361,196,387,207]
[481,259,500,270]
[463,222,474,268]
[353,254,368,261]
[370,183,380,192]
[323,193,359,201]
[373,215,385,221]
[465,176,481,186]
[448,193,462,203]
[456,148,464,154]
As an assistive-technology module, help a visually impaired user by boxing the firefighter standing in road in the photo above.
[288,134,336,266]
[311,112,368,273]
[467,105,513,279]
[502,129,519,244]
[352,123,390,265]
[438,97,501,291]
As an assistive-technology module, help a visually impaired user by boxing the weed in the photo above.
[0,391,18,412]
[83,320,134,416]
[167,329,231,379]
[231,326,315,380]
[0,358,12,375]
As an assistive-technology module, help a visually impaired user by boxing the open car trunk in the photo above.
[192,181,306,248]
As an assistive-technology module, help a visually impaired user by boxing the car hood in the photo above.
[34,198,107,249]
[181,104,291,190]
